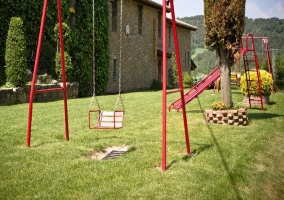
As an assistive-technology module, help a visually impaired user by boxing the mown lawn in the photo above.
[0,88,284,199]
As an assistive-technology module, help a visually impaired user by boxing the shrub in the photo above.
[240,69,273,96]
[55,52,73,82]
[39,42,56,77]
[53,22,72,52]
[182,72,194,88]
[5,17,27,87]
[150,79,162,90]
[168,53,178,88]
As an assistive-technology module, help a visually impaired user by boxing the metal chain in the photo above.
[114,0,125,111]
[89,0,100,111]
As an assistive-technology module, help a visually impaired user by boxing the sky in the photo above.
[151,0,284,19]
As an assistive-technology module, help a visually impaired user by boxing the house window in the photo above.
[112,0,118,32]
[158,12,161,38]
[113,59,117,80]
[138,5,143,35]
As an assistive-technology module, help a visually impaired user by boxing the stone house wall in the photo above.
[106,0,197,93]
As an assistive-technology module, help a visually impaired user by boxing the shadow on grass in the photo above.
[182,143,214,161]
[248,112,284,120]
[197,97,242,200]
[166,143,213,169]
[186,110,204,113]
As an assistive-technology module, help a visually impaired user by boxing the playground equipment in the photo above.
[26,0,69,147]
[161,0,191,171]
[169,66,220,111]
[169,33,275,111]
[88,0,125,129]
[237,33,275,110]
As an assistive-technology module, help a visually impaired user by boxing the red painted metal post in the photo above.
[169,0,190,154]
[161,0,167,171]
[57,0,69,141]
[264,39,276,93]
[26,0,49,147]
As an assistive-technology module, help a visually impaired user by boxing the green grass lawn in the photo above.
[1,88,284,199]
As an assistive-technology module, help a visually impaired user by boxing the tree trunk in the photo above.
[219,48,232,105]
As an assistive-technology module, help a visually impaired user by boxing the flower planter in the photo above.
[204,108,248,126]
[243,95,269,107]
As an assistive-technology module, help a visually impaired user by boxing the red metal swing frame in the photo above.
[26,0,69,147]
[161,0,191,171]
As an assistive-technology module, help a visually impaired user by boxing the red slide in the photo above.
[169,66,220,111]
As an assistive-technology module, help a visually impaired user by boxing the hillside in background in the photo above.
[179,16,284,52]
[178,16,284,89]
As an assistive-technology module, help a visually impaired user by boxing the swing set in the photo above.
[26,0,190,172]
[88,0,125,129]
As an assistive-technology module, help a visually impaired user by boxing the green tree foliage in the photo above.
[94,0,110,95]
[168,53,178,88]
[39,42,56,77]
[182,72,194,88]
[275,51,284,89]
[53,23,73,82]
[55,52,73,82]
[69,0,110,96]
[69,1,93,97]
[5,17,27,87]
[204,0,246,64]
[204,0,246,105]
[53,22,72,52]
[182,15,284,90]
[178,15,204,49]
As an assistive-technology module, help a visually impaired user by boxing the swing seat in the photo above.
[88,110,124,129]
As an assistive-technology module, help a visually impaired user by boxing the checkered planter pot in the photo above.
[204,108,248,126]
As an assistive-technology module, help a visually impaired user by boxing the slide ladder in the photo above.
[242,33,264,110]
[169,66,220,111]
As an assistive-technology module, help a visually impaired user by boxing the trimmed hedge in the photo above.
[5,17,27,87]
[1,1,110,97]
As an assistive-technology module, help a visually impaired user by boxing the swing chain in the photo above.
[89,0,100,111]
[114,0,125,111]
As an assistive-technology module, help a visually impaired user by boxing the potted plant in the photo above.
[204,101,248,126]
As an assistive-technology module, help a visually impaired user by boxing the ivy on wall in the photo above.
[0,0,110,97]
[94,0,110,95]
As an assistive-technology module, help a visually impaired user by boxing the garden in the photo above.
[0,87,284,199]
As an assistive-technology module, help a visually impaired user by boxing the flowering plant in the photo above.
[211,102,229,110]
[240,70,273,96]
[211,101,241,110]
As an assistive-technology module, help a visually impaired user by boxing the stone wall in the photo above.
[0,82,79,106]
[204,108,248,126]
[106,0,195,93]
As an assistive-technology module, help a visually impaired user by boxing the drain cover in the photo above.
[91,145,129,160]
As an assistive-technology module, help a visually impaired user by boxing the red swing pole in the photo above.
[57,0,69,141]
[169,0,190,154]
[26,0,49,147]
[161,0,167,171]
[26,0,69,147]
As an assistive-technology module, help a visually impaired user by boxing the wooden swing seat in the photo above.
[88,110,124,129]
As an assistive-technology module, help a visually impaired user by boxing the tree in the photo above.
[204,0,246,105]
[5,17,27,87]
